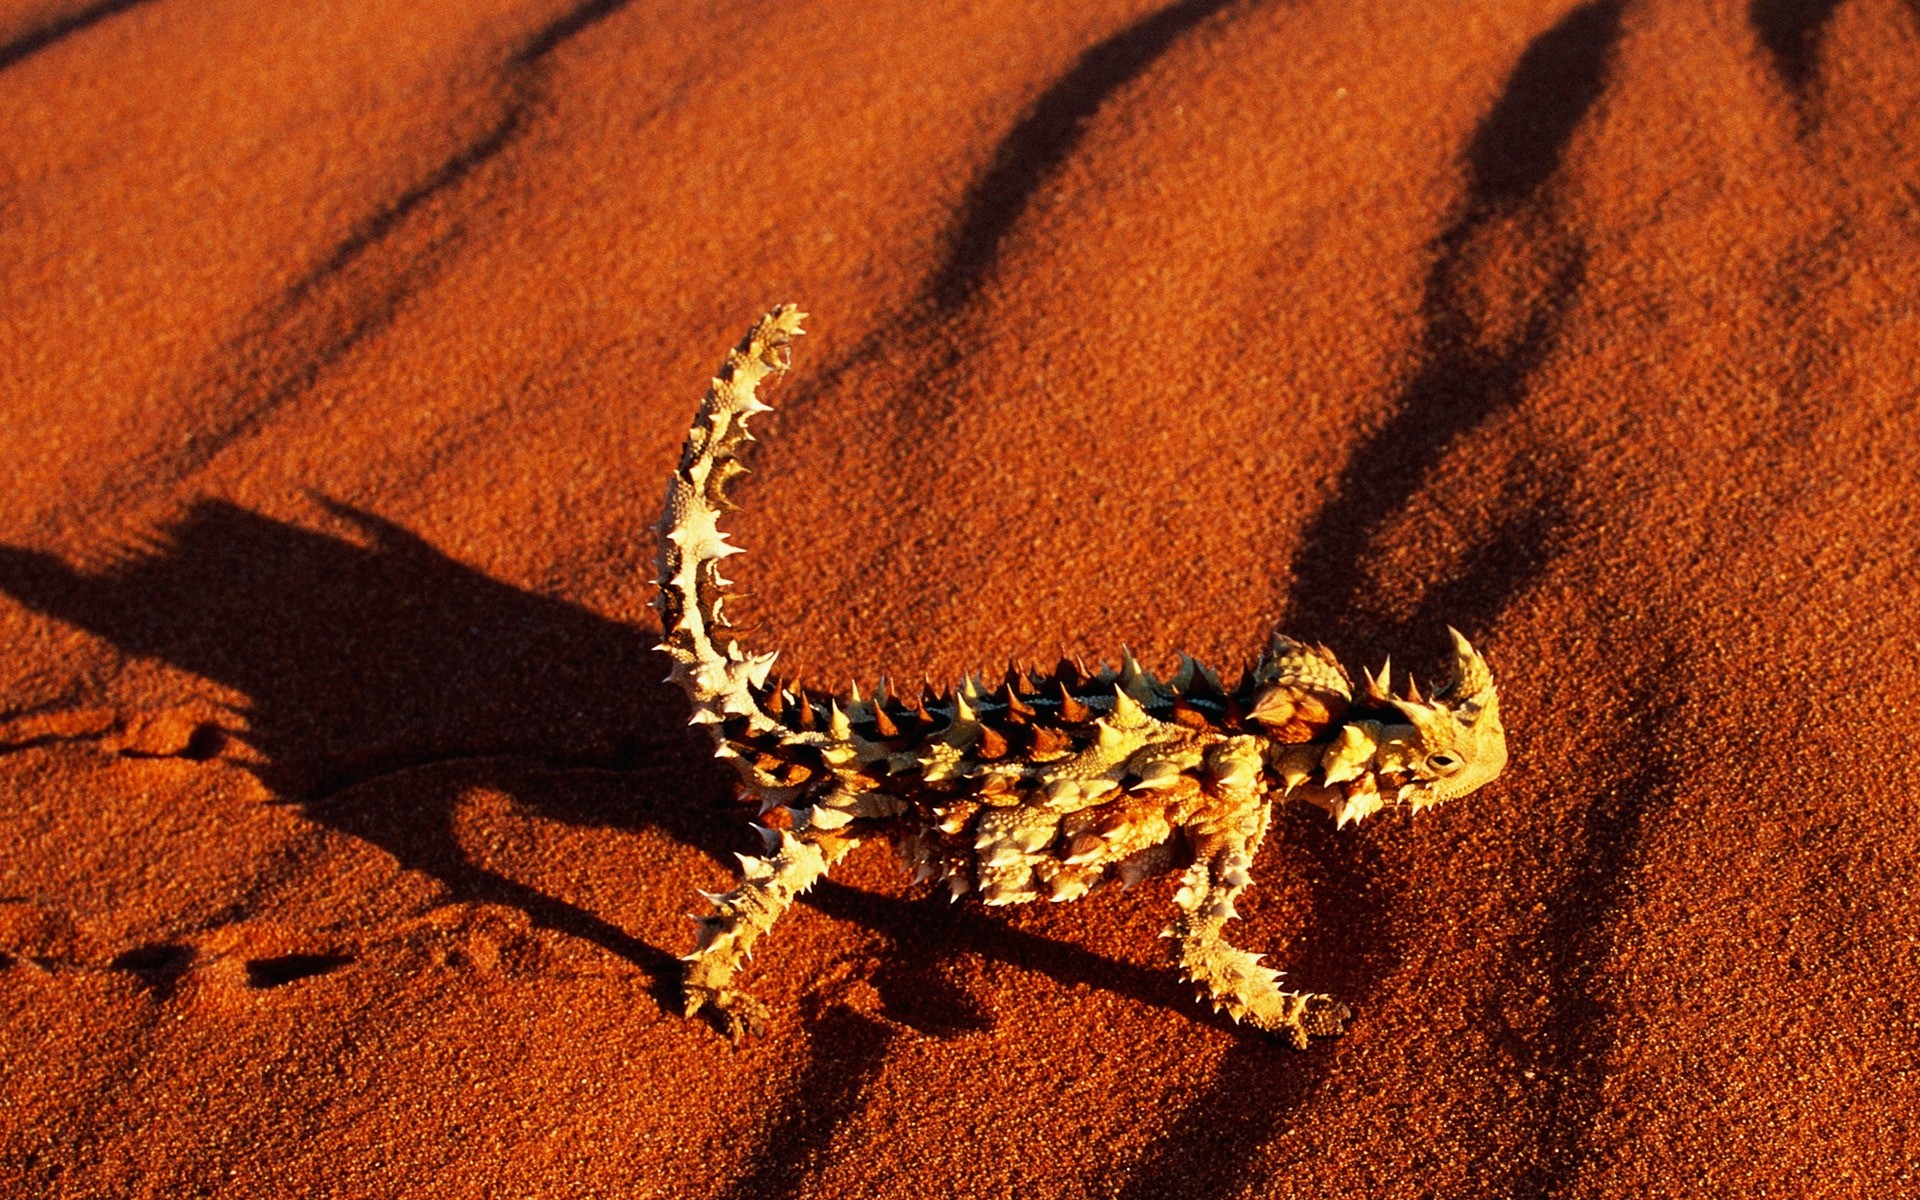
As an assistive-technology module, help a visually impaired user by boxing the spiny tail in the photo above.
[655,306,804,739]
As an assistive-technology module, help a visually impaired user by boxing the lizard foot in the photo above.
[684,983,772,1042]
[1261,992,1351,1049]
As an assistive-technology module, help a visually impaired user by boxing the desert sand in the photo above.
[3,0,1918,1195]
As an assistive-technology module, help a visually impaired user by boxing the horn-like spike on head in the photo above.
[1444,627,1495,699]
[1110,684,1147,727]
[1401,674,1424,705]
[1389,697,1444,734]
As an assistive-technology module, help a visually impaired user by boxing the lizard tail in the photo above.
[655,305,804,736]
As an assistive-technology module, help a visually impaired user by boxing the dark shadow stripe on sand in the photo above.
[1485,659,1685,1197]
[168,0,641,474]
[1107,11,1628,1197]
[1749,0,1845,93]
[35,0,645,537]
[716,1007,899,1200]
[0,0,152,73]
[1279,0,1624,646]
[928,0,1244,310]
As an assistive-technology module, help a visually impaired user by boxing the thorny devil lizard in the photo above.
[657,306,1507,1047]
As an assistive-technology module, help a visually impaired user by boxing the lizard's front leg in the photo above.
[682,827,858,1039]
[1169,795,1349,1048]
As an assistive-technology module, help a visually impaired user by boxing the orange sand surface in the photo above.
[4,0,1919,1196]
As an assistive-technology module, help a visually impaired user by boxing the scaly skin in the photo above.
[656,307,1508,1043]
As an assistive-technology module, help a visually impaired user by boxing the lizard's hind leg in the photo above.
[683,827,858,1039]
[1169,798,1349,1048]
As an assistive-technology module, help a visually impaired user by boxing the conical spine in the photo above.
[655,307,805,739]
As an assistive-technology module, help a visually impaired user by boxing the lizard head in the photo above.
[1378,629,1506,810]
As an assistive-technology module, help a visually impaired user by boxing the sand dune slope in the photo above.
[3,0,1918,1195]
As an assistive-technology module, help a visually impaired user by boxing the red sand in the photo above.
[4,0,1919,1195]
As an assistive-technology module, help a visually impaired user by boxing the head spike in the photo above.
[1443,627,1495,699]
[1390,698,1444,735]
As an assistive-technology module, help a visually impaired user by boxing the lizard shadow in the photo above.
[0,497,713,998]
[0,496,1217,1025]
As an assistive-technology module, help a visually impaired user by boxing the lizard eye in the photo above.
[1428,754,1460,772]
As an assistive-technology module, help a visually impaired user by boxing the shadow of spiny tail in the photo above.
[1107,9,1627,1198]
[0,499,678,794]
[0,497,730,978]
[0,0,152,73]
